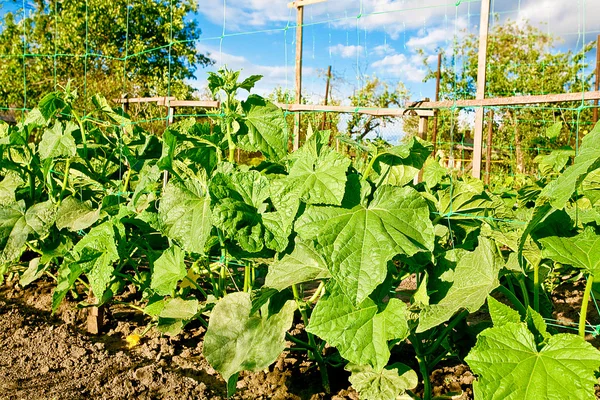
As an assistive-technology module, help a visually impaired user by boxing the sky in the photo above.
[194,0,600,106]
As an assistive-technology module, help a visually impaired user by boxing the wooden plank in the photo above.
[113,96,175,105]
[416,91,600,109]
[293,4,304,151]
[278,103,435,117]
[431,52,441,156]
[472,0,491,179]
[320,65,332,130]
[288,0,326,8]
[169,100,219,108]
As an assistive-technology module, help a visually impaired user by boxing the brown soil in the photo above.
[1,275,597,400]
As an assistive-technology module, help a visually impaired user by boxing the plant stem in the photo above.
[411,336,431,400]
[57,158,72,206]
[291,284,330,393]
[533,262,540,312]
[579,274,594,338]
[496,285,528,316]
[425,310,469,356]
[361,152,378,181]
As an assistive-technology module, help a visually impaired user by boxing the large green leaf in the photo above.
[0,172,24,206]
[417,238,503,332]
[275,145,350,206]
[38,121,77,160]
[436,180,492,219]
[347,363,418,400]
[264,238,331,291]
[297,185,434,304]
[538,121,600,209]
[203,292,295,382]
[242,95,287,161]
[158,179,212,255]
[539,228,600,277]
[371,137,432,187]
[55,196,101,232]
[465,322,600,400]
[307,287,410,370]
[151,245,187,296]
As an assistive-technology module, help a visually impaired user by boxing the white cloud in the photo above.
[329,44,365,59]
[196,44,316,96]
[372,43,395,56]
[371,53,427,82]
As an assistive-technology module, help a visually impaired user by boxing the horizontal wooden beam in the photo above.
[418,91,600,109]
[169,100,219,108]
[114,96,175,106]
[288,0,326,8]
[277,103,435,117]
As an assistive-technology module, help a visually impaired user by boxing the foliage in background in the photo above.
[421,19,594,175]
[0,0,212,111]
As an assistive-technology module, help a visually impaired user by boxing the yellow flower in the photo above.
[125,333,141,349]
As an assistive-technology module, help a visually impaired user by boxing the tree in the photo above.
[347,77,410,140]
[422,20,594,174]
[0,0,212,112]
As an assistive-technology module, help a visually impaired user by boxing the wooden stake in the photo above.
[293,4,304,151]
[321,65,332,131]
[485,110,494,185]
[593,34,600,124]
[431,53,441,156]
[471,0,491,180]
[87,291,103,335]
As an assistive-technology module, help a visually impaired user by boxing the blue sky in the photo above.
[194,0,600,106]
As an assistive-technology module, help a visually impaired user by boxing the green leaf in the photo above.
[436,180,492,219]
[158,179,212,255]
[545,121,563,140]
[25,201,56,237]
[38,92,67,121]
[239,75,263,92]
[371,137,432,186]
[538,121,600,209]
[0,173,24,206]
[422,159,447,189]
[276,145,350,206]
[465,323,600,400]
[151,246,187,296]
[242,95,287,161]
[159,297,198,320]
[297,185,434,305]
[264,238,331,291]
[52,262,83,313]
[418,238,503,332]
[204,292,295,382]
[539,228,600,276]
[38,121,77,160]
[0,201,31,267]
[347,363,418,400]
[307,287,410,370]
[71,221,119,301]
[487,296,521,327]
[55,196,101,232]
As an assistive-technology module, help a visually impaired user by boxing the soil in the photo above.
[0,275,597,400]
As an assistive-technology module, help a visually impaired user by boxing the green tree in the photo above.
[347,77,410,140]
[421,20,593,174]
[0,0,212,112]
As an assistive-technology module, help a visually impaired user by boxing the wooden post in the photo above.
[431,53,441,156]
[471,0,491,179]
[593,34,600,124]
[87,291,103,334]
[163,104,174,190]
[320,65,332,131]
[485,110,494,185]
[289,0,327,150]
[413,116,429,185]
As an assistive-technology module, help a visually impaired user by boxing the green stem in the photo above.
[496,285,528,316]
[517,276,530,309]
[183,276,208,298]
[243,263,251,292]
[579,275,594,338]
[411,337,431,400]
[361,153,378,181]
[533,262,540,312]
[425,310,469,356]
[29,169,36,202]
[122,167,132,194]
[71,109,88,158]
[291,284,330,393]
[57,158,72,206]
